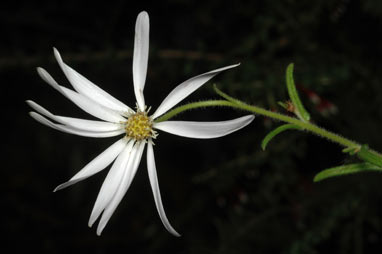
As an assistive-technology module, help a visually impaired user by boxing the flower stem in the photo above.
[155,98,357,148]
[154,100,233,123]
[241,103,358,147]
[213,85,360,149]
[154,87,382,160]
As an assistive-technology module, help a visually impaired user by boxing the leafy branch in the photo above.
[156,63,382,181]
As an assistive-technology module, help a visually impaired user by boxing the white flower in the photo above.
[27,11,254,236]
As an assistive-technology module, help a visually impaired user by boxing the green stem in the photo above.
[154,100,233,123]
[213,85,360,149]
[233,102,357,148]
[154,88,382,159]
[154,98,357,148]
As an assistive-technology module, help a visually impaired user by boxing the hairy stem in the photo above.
[154,100,233,123]
[154,88,382,159]
[213,85,360,149]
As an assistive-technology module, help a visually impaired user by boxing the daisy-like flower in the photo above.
[27,11,254,236]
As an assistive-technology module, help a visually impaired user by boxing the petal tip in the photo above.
[172,231,181,237]
[138,11,149,18]
[53,180,80,192]
[53,48,63,62]
[242,114,255,125]
[96,224,106,236]
[228,63,240,69]
[53,47,59,55]
[88,219,95,228]
[36,67,50,80]
[36,67,44,74]
[53,185,62,192]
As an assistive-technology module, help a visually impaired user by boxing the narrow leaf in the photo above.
[313,162,382,182]
[342,146,360,155]
[286,63,310,121]
[261,123,301,150]
[357,144,382,167]
[277,101,288,110]
[213,84,244,105]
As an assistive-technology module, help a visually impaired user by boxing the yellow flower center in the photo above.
[125,112,154,140]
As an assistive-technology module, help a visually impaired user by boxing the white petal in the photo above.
[53,48,133,114]
[96,141,146,235]
[88,140,135,227]
[152,64,240,119]
[29,112,125,138]
[37,67,126,123]
[154,115,254,139]
[54,138,128,191]
[27,100,123,132]
[56,116,123,132]
[133,11,149,111]
[147,140,180,237]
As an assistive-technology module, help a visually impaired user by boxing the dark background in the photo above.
[3,0,382,253]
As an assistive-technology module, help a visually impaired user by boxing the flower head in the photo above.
[28,11,254,236]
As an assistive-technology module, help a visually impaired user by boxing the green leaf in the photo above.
[261,123,301,150]
[277,101,288,110]
[313,162,382,182]
[213,84,244,105]
[286,63,310,121]
[357,144,382,167]
[342,146,360,155]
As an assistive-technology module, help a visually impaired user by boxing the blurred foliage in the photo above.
[3,0,382,253]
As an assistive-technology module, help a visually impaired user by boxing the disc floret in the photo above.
[125,110,156,140]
